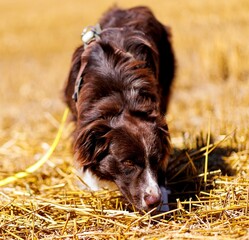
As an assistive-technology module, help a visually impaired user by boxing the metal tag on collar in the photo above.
[72,24,102,102]
[81,24,101,48]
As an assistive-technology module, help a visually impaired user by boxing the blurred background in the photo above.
[0,0,248,170]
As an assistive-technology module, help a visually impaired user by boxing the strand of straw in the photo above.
[204,116,211,189]
[0,108,69,187]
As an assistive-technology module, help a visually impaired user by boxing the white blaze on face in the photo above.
[141,168,161,208]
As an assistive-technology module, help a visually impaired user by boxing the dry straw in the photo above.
[0,108,69,187]
[0,109,249,239]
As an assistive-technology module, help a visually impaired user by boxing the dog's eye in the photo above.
[122,160,135,167]
[131,110,157,120]
[122,160,136,176]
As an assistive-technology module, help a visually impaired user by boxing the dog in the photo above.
[64,6,175,211]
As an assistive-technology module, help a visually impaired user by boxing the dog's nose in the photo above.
[144,194,161,209]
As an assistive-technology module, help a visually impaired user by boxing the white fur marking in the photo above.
[145,169,160,195]
[77,168,118,191]
[141,168,161,208]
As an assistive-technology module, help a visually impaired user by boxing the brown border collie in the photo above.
[64,6,175,211]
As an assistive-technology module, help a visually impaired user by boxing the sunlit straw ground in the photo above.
[0,0,249,239]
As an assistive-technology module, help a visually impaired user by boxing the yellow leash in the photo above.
[0,107,69,187]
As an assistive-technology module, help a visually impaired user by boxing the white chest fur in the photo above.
[77,168,118,191]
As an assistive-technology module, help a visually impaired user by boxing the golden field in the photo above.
[0,0,249,239]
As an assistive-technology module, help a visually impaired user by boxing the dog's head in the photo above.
[74,115,170,211]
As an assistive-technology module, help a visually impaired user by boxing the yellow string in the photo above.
[0,107,69,187]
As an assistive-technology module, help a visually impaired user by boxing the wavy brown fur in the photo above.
[64,6,175,210]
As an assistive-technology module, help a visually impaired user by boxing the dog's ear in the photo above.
[74,121,112,167]
[125,33,159,75]
[157,26,175,113]
[63,46,84,119]
[158,123,171,172]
